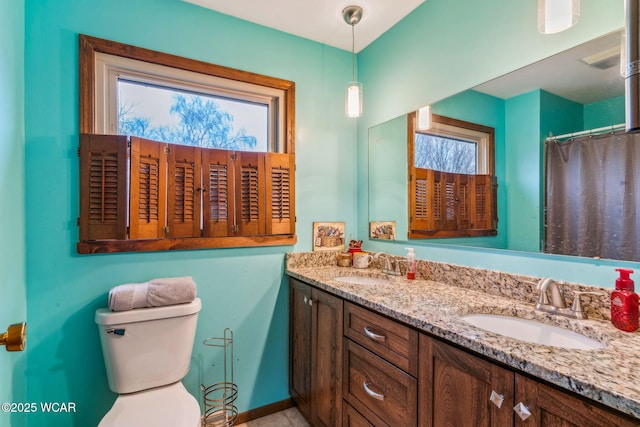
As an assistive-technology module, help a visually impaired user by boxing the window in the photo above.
[408,112,497,239]
[78,35,296,254]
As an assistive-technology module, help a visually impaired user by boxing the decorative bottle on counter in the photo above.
[611,268,639,332]
[405,248,416,280]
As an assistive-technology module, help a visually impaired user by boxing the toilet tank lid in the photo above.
[95,298,201,326]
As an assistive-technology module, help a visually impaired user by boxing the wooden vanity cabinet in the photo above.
[514,374,639,427]
[419,333,639,427]
[289,277,639,427]
[419,334,514,427]
[289,278,343,427]
[343,402,375,427]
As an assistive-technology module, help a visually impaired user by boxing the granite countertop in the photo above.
[285,265,640,419]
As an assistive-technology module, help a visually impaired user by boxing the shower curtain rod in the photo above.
[545,123,626,142]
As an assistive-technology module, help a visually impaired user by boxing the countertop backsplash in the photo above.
[286,250,612,321]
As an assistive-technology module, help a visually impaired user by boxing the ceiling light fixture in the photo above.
[538,0,580,34]
[343,5,363,118]
[417,105,432,131]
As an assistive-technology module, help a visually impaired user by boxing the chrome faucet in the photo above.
[535,278,597,319]
[537,278,567,309]
[373,252,401,276]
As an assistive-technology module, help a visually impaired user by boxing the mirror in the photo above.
[368,29,625,255]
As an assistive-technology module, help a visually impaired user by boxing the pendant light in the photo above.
[343,6,363,118]
[417,105,432,131]
[538,0,580,34]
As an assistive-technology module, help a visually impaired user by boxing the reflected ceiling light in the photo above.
[417,105,432,131]
[538,0,580,34]
[343,5,363,118]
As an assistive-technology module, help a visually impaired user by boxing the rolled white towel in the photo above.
[108,276,197,311]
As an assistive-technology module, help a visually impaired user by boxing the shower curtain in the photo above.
[545,130,640,262]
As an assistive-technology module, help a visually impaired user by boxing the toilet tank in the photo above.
[95,298,201,394]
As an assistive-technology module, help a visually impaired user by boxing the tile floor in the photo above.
[235,407,309,427]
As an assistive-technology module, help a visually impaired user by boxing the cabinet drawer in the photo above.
[344,339,417,427]
[343,402,375,427]
[344,302,418,376]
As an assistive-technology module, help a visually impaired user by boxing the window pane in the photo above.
[118,80,269,151]
[414,133,477,174]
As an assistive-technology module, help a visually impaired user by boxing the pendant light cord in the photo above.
[351,24,356,81]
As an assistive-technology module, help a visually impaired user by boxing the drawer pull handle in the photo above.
[513,402,531,421]
[363,382,385,401]
[363,327,386,342]
[490,390,504,408]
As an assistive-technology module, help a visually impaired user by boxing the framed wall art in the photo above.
[313,222,346,251]
[369,221,396,240]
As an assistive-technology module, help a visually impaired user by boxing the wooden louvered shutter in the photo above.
[432,170,444,230]
[457,174,471,230]
[410,168,498,237]
[79,134,128,241]
[471,174,498,231]
[129,137,167,240]
[235,152,265,236]
[410,167,431,232]
[266,152,295,235]
[442,172,458,231]
[202,148,233,237]
[167,144,201,238]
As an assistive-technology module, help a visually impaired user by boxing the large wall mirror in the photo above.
[369,29,626,258]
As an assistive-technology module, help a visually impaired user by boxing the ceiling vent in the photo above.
[580,46,620,70]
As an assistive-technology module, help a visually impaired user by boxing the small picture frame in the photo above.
[313,222,346,251]
[369,221,396,240]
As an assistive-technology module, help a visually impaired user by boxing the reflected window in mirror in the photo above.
[408,112,498,239]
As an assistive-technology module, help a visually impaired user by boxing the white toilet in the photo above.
[95,298,202,427]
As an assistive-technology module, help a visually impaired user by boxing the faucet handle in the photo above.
[570,291,599,319]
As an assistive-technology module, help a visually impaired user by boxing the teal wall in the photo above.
[358,0,634,287]
[368,114,408,236]
[540,90,584,138]
[0,0,27,425]
[23,0,356,425]
[584,95,625,129]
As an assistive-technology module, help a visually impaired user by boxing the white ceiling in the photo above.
[474,30,624,105]
[183,0,621,105]
[183,0,426,52]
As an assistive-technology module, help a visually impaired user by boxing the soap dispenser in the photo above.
[405,248,416,280]
[611,268,639,332]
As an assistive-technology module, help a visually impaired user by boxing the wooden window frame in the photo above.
[78,35,296,254]
[408,112,497,239]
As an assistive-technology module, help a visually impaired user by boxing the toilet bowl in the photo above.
[98,382,200,427]
[95,298,202,426]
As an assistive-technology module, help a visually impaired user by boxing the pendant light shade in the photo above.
[417,105,432,131]
[538,0,580,34]
[343,6,363,118]
[346,81,363,118]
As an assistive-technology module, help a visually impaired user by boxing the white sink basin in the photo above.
[461,314,605,350]
[333,276,391,286]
